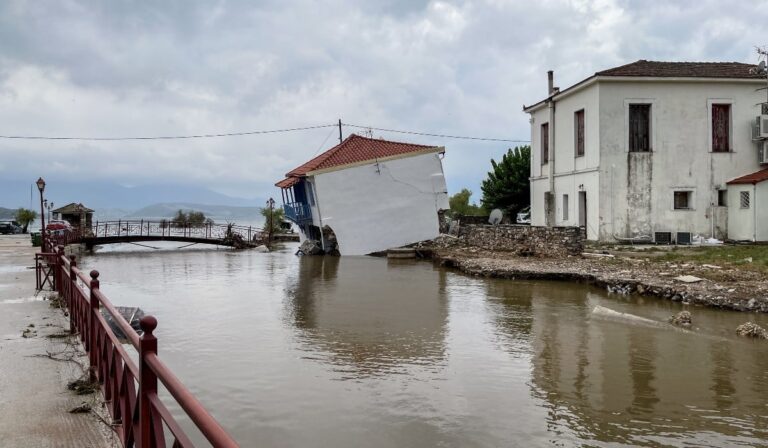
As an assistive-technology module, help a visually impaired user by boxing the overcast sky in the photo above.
[1,0,767,205]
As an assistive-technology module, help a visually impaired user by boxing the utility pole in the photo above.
[338,119,343,143]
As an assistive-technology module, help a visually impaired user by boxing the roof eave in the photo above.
[523,75,764,114]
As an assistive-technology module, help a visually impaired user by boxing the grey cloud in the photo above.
[1,0,768,206]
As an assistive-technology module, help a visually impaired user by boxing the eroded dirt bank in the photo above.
[414,237,768,313]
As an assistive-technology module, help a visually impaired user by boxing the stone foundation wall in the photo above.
[458,224,584,257]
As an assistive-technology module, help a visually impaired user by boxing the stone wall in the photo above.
[458,224,583,257]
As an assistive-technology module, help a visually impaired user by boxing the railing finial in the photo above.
[140,315,158,336]
[90,270,99,280]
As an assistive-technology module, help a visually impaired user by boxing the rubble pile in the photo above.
[735,322,768,339]
[669,311,692,327]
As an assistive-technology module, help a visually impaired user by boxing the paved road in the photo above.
[0,235,114,448]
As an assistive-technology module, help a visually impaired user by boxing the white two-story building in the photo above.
[276,134,449,255]
[523,60,768,242]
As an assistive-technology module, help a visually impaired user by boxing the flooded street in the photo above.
[78,242,768,447]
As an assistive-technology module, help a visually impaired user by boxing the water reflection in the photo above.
[520,287,768,446]
[285,256,448,377]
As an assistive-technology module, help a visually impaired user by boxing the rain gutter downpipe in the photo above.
[547,70,556,224]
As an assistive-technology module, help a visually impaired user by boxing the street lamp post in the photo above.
[36,177,46,250]
[267,197,275,248]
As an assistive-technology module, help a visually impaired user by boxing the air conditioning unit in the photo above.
[654,232,672,245]
[757,115,768,138]
[676,232,692,245]
[760,141,768,164]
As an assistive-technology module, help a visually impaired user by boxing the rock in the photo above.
[747,298,757,310]
[674,275,703,283]
[669,310,692,327]
[735,322,768,339]
[297,239,324,256]
[253,245,269,253]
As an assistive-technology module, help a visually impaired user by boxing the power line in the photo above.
[0,124,338,141]
[0,122,531,143]
[342,123,530,143]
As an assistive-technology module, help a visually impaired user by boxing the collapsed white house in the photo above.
[276,134,449,255]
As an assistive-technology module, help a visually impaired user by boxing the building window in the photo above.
[574,110,585,157]
[629,104,651,152]
[673,191,692,210]
[740,191,750,209]
[712,104,731,152]
[717,190,727,207]
[562,194,569,221]
[541,123,549,164]
[307,181,316,206]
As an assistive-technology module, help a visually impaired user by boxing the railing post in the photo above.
[248,226,252,242]
[139,316,158,448]
[104,222,108,238]
[140,219,144,236]
[68,255,77,335]
[118,219,121,237]
[88,270,100,382]
[56,245,65,291]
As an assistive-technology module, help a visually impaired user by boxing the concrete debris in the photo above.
[674,275,703,283]
[583,252,615,258]
[735,322,768,339]
[701,264,722,269]
[669,311,692,327]
[297,239,324,256]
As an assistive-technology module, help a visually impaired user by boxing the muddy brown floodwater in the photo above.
[79,242,768,447]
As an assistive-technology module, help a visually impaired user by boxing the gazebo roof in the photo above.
[52,202,94,214]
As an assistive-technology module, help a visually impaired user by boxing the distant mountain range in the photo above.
[0,180,264,210]
[127,203,263,220]
[0,207,16,220]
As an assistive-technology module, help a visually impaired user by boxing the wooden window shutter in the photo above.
[575,110,585,156]
[712,104,730,152]
[629,104,650,152]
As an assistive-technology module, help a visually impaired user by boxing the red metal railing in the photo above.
[40,238,239,448]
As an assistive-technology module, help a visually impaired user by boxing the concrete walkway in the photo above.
[0,235,115,448]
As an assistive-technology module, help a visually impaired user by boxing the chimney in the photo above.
[547,70,554,96]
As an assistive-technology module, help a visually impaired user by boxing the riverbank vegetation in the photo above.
[448,189,485,216]
[480,145,530,215]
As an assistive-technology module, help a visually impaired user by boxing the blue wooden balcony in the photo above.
[284,201,312,224]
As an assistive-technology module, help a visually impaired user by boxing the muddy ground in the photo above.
[415,236,768,313]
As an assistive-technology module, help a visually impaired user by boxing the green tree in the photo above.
[480,145,531,215]
[187,211,206,227]
[260,206,285,234]
[449,189,485,216]
[172,210,188,227]
[14,208,37,233]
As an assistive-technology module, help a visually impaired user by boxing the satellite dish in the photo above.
[488,209,503,225]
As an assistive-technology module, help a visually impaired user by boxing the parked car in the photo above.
[46,220,72,231]
[0,221,22,234]
[516,207,531,225]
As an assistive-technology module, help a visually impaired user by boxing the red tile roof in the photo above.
[275,134,441,187]
[727,168,768,185]
[597,60,761,79]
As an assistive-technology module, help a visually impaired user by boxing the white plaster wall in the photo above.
[312,152,449,255]
[727,185,756,241]
[758,182,768,241]
[528,84,601,239]
[553,172,600,239]
[598,80,764,240]
[530,178,549,227]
